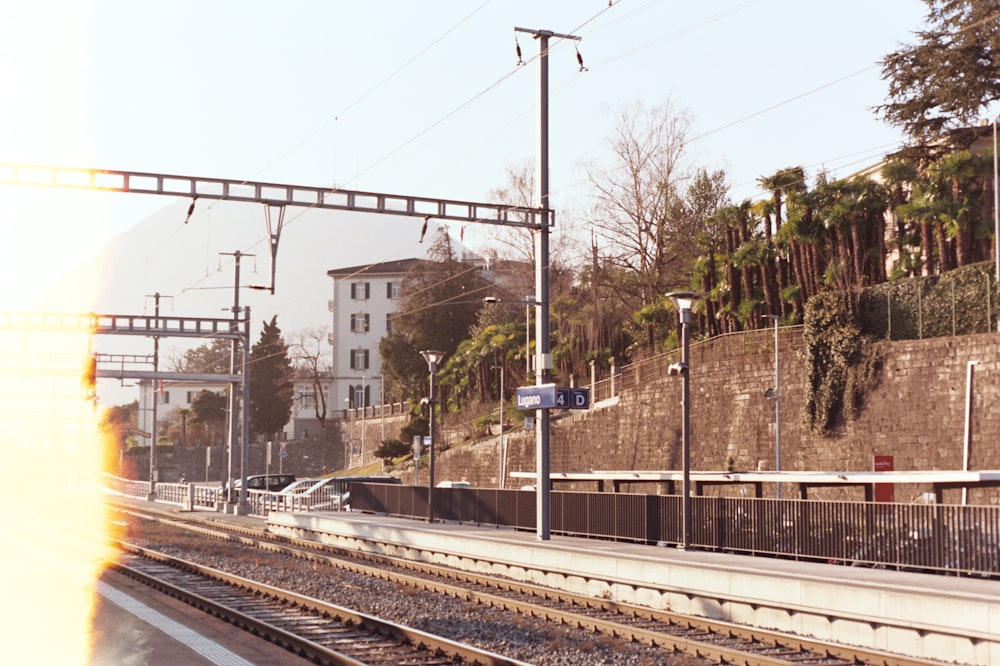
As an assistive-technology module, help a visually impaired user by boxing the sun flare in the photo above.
[0,314,115,663]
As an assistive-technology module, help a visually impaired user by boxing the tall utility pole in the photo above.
[221,250,253,511]
[146,291,170,499]
[515,26,580,541]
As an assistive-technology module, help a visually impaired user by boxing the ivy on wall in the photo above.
[802,291,887,434]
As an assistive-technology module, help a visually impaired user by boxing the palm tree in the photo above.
[880,160,920,278]
[758,167,806,318]
[816,177,890,289]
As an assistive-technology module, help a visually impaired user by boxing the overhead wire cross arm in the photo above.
[0,162,552,229]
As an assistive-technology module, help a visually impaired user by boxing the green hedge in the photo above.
[802,261,997,434]
[862,261,998,339]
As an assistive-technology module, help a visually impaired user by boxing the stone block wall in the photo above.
[130,329,1000,504]
[432,329,1000,504]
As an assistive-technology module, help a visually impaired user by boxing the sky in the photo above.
[0,0,933,314]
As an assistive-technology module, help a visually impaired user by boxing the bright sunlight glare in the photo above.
[0,5,118,661]
[0,319,116,664]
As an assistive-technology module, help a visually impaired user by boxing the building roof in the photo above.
[326,258,424,278]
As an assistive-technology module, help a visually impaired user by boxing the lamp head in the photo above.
[666,291,700,323]
[666,291,699,310]
[420,349,446,372]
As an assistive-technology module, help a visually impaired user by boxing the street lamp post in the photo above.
[525,294,534,380]
[494,364,505,488]
[667,291,699,549]
[994,116,999,288]
[764,315,781,498]
[420,349,446,522]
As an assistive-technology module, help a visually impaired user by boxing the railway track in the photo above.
[113,543,528,666]
[111,504,946,666]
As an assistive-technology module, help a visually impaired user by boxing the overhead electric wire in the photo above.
[255,1,494,182]
[162,4,502,316]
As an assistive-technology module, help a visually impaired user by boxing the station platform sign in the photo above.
[515,384,589,410]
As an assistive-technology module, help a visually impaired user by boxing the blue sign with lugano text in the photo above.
[515,383,557,410]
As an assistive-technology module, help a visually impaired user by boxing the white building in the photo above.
[137,379,228,444]
[283,373,334,441]
[326,259,421,411]
[326,252,521,414]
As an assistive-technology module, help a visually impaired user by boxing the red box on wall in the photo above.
[874,455,894,503]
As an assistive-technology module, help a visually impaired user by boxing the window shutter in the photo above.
[350,315,356,332]
[386,282,392,298]
[364,384,370,407]
[350,283,356,299]
[364,282,371,299]
[364,349,370,369]
[364,314,370,332]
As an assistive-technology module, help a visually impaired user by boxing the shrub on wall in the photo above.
[802,291,886,434]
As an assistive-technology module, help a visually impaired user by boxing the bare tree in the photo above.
[289,327,331,430]
[584,99,694,309]
[486,160,537,268]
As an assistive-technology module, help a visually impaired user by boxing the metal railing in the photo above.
[103,475,340,514]
[104,475,1000,577]
[349,485,1000,578]
[587,327,805,404]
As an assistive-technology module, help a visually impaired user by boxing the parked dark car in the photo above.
[228,473,297,493]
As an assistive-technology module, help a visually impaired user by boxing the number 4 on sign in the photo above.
[556,388,570,407]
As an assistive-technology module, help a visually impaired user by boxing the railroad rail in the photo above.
[111,503,946,666]
[113,542,527,666]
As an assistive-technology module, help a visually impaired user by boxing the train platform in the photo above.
[264,507,1000,666]
[107,497,999,664]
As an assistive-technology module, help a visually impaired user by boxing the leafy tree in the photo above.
[685,168,732,334]
[877,0,1000,141]
[189,390,227,444]
[374,438,410,463]
[399,415,428,442]
[379,227,487,401]
[99,400,138,449]
[249,315,294,439]
[169,338,232,374]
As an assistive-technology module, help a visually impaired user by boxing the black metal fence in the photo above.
[350,484,1000,578]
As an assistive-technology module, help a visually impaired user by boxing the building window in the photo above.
[350,282,370,300]
[387,281,400,299]
[386,313,394,334]
[350,348,370,370]
[161,390,170,405]
[350,313,370,333]
[345,384,369,408]
[353,384,370,408]
[300,392,316,410]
